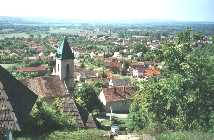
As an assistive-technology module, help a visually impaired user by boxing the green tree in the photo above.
[74,83,104,112]
[133,43,149,54]
[127,101,149,131]
[193,32,203,41]
[128,31,214,131]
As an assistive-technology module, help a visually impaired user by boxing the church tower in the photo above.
[55,36,74,91]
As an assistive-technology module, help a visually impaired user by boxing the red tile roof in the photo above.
[17,65,48,73]
[21,76,67,98]
[144,66,160,77]
[102,87,134,103]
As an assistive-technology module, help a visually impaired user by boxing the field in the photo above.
[0,33,29,39]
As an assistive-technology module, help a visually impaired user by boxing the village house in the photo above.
[74,66,98,82]
[130,62,145,78]
[99,86,134,113]
[104,57,122,73]
[108,79,130,87]
[130,62,160,78]
[112,52,122,59]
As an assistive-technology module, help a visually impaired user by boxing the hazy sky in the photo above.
[1,0,214,21]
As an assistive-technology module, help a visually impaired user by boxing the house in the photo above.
[0,65,38,139]
[99,87,134,113]
[108,79,130,87]
[112,52,122,59]
[104,57,122,72]
[21,76,85,128]
[131,63,145,78]
[144,66,160,78]
[74,66,98,82]
[90,52,96,59]
[130,62,158,78]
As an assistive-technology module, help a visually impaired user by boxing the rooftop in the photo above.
[56,37,74,60]
[21,76,67,98]
[102,87,134,103]
[16,65,48,73]
[0,65,37,130]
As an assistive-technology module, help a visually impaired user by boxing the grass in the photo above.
[15,129,110,140]
[157,131,214,140]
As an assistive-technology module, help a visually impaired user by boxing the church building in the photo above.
[53,36,75,91]
[21,36,96,128]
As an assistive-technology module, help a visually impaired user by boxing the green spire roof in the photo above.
[56,37,74,60]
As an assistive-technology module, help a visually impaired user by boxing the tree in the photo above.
[74,83,104,113]
[177,28,192,44]
[133,43,149,54]
[22,98,76,135]
[193,32,203,41]
[128,31,214,131]
[127,101,149,131]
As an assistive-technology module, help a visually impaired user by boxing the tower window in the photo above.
[58,64,59,72]
[66,64,70,76]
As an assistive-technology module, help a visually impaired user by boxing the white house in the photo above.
[99,87,134,113]
[108,79,130,87]
[132,68,144,78]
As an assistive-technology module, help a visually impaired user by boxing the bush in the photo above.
[127,102,149,131]
[157,131,214,140]
[17,98,76,136]
[46,129,109,140]
[74,83,104,113]
[15,129,110,140]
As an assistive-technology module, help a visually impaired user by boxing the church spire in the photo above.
[56,36,74,60]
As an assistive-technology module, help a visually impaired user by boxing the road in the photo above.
[114,134,155,140]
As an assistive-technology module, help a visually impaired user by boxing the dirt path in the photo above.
[114,134,155,140]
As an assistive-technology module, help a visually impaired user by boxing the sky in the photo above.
[0,0,214,21]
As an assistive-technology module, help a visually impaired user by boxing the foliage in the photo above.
[177,28,192,44]
[0,53,22,64]
[128,30,214,132]
[133,43,149,55]
[74,83,104,113]
[17,98,76,136]
[12,72,40,79]
[0,38,27,49]
[157,131,214,140]
[15,129,110,140]
[45,129,109,140]
[127,102,150,131]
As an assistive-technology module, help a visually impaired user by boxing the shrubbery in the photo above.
[128,30,214,132]
[17,98,76,136]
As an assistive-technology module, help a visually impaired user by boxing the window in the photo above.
[58,64,59,72]
[66,64,70,76]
